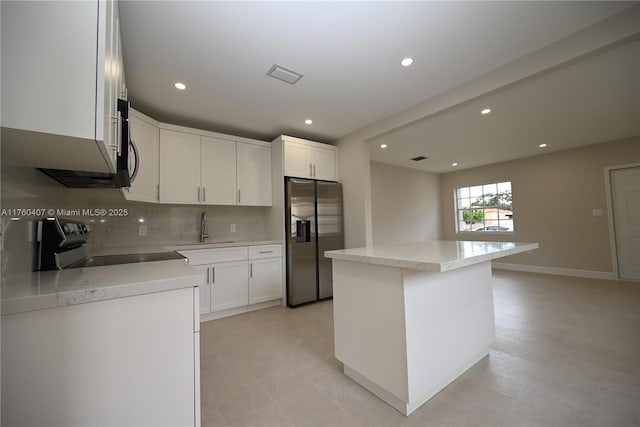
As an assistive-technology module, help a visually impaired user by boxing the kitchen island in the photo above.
[325,240,538,416]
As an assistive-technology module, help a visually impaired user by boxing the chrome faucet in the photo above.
[200,211,210,243]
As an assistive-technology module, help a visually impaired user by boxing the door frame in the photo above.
[604,162,640,280]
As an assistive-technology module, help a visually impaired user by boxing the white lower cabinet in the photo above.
[249,258,283,304]
[180,244,282,321]
[194,264,211,314]
[1,287,199,426]
[211,261,249,311]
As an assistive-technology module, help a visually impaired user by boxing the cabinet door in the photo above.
[124,113,159,202]
[237,142,272,206]
[211,261,249,312]
[201,137,237,205]
[159,130,201,204]
[1,1,98,140]
[312,146,337,181]
[2,288,196,426]
[284,140,312,179]
[193,264,211,315]
[249,258,283,304]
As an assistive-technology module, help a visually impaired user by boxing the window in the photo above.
[456,181,513,232]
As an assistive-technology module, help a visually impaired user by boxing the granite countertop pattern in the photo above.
[2,240,282,316]
[1,259,203,316]
[88,240,282,256]
[325,240,539,272]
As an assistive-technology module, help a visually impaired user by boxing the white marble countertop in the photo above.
[88,240,282,256]
[1,259,203,316]
[325,240,539,272]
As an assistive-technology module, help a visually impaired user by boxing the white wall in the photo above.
[370,162,440,245]
[336,135,373,248]
[440,137,640,273]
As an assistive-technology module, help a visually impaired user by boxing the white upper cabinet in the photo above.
[159,130,202,204]
[1,0,125,173]
[237,142,272,206]
[123,110,159,203]
[201,137,237,205]
[159,125,272,206]
[282,136,337,181]
[312,145,337,181]
[284,140,313,178]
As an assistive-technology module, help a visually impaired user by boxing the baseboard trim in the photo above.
[200,298,283,323]
[491,262,617,280]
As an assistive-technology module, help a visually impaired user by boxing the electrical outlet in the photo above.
[138,225,147,236]
[592,208,603,217]
[230,223,236,233]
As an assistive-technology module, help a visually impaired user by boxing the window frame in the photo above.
[454,181,515,234]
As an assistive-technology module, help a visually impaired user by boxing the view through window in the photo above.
[456,181,513,232]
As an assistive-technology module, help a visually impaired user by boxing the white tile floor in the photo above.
[200,270,640,426]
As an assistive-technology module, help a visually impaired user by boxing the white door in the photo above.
[249,258,283,304]
[159,130,201,204]
[284,140,312,178]
[611,166,640,281]
[237,142,272,206]
[201,136,237,205]
[210,261,249,311]
[193,264,211,314]
[312,146,337,181]
[125,113,159,203]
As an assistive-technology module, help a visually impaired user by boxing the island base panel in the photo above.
[332,259,496,416]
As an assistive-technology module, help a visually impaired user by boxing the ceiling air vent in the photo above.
[267,64,303,85]
[411,156,428,161]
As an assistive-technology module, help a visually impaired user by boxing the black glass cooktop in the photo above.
[67,251,186,269]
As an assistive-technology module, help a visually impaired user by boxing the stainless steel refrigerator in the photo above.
[285,178,344,307]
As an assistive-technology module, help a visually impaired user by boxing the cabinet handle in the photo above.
[197,187,201,202]
[259,250,273,254]
[313,163,316,177]
[250,263,253,278]
[309,163,312,177]
[206,267,210,284]
[238,189,241,204]
[211,267,215,284]
[156,185,160,200]
[203,187,206,203]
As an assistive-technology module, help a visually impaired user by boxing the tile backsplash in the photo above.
[87,203,269,249]
[1,163,271,275]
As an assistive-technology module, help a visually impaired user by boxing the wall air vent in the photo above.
[411,156,428,161]
[267,64,303,85]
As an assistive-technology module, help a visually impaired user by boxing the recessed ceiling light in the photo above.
[174,82,186,90]
[481,108,491,115]
[305,119,313,125]
[539,143,548,148]
[452,162,459,167]
[401,57,414,67]
[380,144,388,149]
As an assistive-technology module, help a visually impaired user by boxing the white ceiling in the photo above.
[369,38,640,173]
[119,0,635,149]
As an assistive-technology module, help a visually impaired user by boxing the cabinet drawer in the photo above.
[249,244,282,259]
[179,246,248,265]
